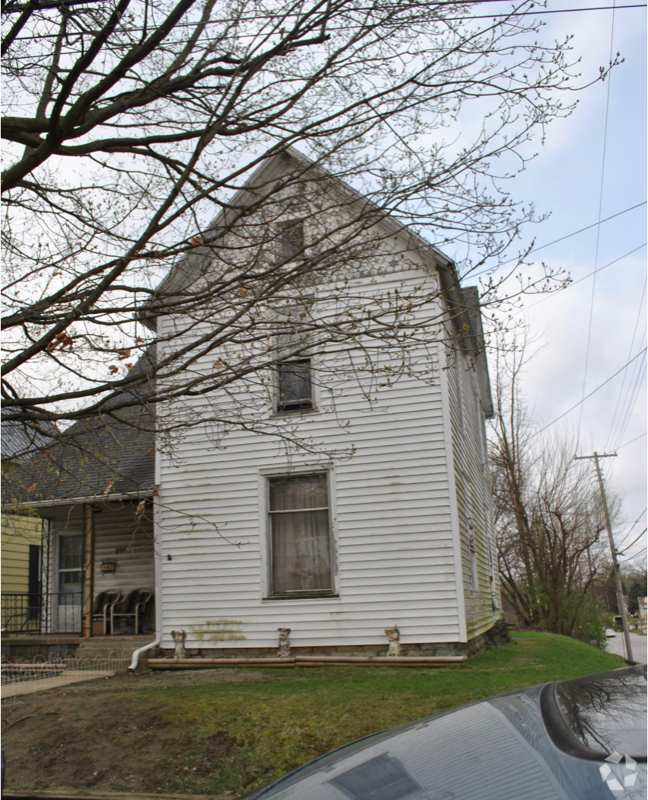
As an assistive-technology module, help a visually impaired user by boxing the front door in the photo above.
[57,533,83,633]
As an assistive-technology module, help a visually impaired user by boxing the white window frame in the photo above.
[274,356,316,414]
[276,218,305,262]
[260,467,338,600]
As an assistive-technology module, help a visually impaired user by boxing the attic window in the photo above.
[277,358,312,412]
[278,220,304,261]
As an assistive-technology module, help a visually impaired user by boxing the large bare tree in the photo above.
[2,0,603,454]
[489,332,614,638]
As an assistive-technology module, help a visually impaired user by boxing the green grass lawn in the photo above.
[128,633,625,796]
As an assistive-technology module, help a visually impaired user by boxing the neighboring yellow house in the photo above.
[2,511,42,594]
[2,424,44,628]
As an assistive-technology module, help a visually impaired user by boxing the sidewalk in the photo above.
[2,669,115,697]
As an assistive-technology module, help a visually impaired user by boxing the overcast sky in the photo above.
[477,2,647,565]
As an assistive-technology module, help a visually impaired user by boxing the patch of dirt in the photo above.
[1,668,269,795]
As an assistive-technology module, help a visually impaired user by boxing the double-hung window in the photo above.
[274,301,314,413]
[268,473,334,597]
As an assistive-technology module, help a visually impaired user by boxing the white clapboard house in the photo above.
[2,149,500,659]
[147,149,500,658]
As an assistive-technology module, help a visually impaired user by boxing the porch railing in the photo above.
[1,592,83,636]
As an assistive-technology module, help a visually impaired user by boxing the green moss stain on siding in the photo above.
[191,619,246,642]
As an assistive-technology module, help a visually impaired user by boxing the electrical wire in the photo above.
[465,3,645,17]
[612,330,647,450]
[615,507,647,549]
[530,347,647,438]
[606,276,647,449]
[619,545,647,562]
[470,201,646,281]
[578,0,617,440]
[511,243,646,318]
[618,528,647,555]
[617,431,647,451]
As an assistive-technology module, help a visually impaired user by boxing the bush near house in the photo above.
[2,633,626,798]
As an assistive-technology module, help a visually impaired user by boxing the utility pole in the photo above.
[574,452,634,662]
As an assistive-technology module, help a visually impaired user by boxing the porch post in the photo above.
[83,504,94,639]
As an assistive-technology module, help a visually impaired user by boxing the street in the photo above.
[604,632,647,664]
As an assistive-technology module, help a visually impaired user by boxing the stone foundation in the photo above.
[158,623,507,660]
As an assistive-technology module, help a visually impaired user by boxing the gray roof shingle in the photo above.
[2,355,156,507]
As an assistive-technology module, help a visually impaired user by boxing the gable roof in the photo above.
[140,146,477,348]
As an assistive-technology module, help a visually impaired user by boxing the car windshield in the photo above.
[544,665,647,761]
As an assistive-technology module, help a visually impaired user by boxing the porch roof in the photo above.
[1,400,155,511]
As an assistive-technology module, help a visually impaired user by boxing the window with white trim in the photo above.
[277,220,304,261]
[268,473,334,597]
[276,358,313,412]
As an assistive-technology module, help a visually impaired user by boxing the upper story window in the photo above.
[277,358,312,413]
[268,473,334,597]
[277,220,304,261]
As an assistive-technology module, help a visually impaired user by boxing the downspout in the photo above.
[129,497,162,670]
[130,376,163,672]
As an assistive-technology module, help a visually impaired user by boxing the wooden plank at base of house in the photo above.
[147,655,466,669]
[148,657,295,669]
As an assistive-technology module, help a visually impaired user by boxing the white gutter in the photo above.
[1,490,153,512]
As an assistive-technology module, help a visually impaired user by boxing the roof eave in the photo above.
[2,489,154,513]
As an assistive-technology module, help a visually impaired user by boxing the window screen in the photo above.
[277,359,312,411]
[269,474,332,595]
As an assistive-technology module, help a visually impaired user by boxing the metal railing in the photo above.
[2,649,133,709]
[1,592,83,635]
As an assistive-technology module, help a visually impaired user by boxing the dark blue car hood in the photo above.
[247,666,647,800]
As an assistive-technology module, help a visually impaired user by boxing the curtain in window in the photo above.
[270,475,331,593]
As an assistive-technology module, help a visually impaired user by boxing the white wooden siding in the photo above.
[93,507,155,596]
[156,266,468,650]
[44,504,154,600]
[445,344,499,638]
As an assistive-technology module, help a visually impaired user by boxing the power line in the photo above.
[617,431,647,450]
[615,506,647,549]
[609,325,647,449]
[512,243,646,317]
[578,0,617,441]
[466,3,646,17]
[618,528,647,555]
[606,276,647,449]
[619,545,647,563]
[531,347,647,438]
[470,201,646,281]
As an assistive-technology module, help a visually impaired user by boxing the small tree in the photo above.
[489,331,613,640]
